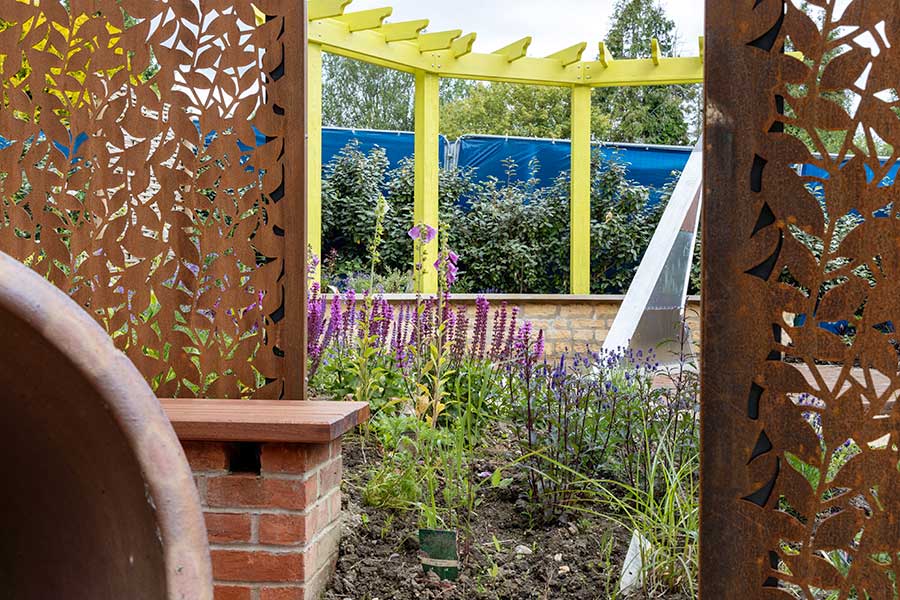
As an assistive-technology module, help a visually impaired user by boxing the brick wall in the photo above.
[365,294,702,358]
[182,440,343,600]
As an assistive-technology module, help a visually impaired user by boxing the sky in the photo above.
[344,0,705,58]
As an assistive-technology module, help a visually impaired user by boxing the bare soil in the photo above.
[323,433,638,600]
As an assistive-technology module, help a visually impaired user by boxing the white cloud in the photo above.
[341,0,704,58]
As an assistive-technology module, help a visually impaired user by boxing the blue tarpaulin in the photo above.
[321,128,692,201]
[323,127,446,169]
[800,160,900,186]
[454,135,692,202]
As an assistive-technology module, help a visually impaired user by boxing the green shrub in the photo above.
[321,142,687,294]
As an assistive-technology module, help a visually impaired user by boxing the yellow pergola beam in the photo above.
[309,18,703,86]
[570,85,592,295]
[547,42,587,67]
[309,0,352,21]
[418,29,463,53]
[334,7,392,32]
[381,19,429,42]
[451,32,477,58]
[651,38,661,65]
[493,37,531,62]
[414,70,440,294]
[308,42,324,284]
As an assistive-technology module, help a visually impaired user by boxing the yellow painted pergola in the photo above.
[306,0,704,294]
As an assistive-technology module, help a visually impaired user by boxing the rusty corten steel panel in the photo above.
[703,1,900,597]
[0,0,306,399]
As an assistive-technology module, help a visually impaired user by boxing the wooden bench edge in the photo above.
[160,399,371,444]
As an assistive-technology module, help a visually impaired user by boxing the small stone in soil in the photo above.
[553,553,563,562]
[515,545,533,555]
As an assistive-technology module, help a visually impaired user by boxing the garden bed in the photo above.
[311,239,699,599]
[324,431,644,600]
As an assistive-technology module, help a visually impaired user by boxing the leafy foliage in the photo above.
[441,82,611,141]
[593,0,701,145]
[321,143,679,294]
[322,54,472,131]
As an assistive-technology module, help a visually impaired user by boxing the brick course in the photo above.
[184,440,344,600]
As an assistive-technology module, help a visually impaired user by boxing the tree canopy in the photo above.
[322,54,471,131]
[593,0,701,145]
[440,83,610,141]
[321,0,698,146]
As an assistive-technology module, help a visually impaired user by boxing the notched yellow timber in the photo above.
[450,32,477,58]
[418,30,462,52]
[493,37,531,62]
[651,38,660,65]
[381,19,429,42]
[598,42,613,68]
[309,15,702,86]
[309,0,352,21]
[547,42,587,67]
[334,7,392,32]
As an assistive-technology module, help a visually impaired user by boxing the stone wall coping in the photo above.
[321,292,701,304]
[163,399,370,444]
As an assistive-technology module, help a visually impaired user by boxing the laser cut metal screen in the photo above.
[704,1,900,597]
[0,0,306,400]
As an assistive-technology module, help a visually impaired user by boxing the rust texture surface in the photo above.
[0,0,307,399]
[0,250,212,599]
[704,1,900,597]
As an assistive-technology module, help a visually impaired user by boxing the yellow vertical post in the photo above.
[570,85,592,295]
[414,70,440,294]
[307,42,323,284]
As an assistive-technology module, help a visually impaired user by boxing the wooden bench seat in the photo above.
[161,399,370,444]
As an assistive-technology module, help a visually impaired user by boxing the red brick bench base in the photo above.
[162,400,370,600]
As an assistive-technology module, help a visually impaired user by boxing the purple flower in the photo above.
[504,306,520,361]
[453,306,469,363]
[447,263,459,286]
[490,302,508,360]
[473,296,489,360]
[408,224,437,243]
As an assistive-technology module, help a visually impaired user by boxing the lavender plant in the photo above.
[510,343,698,520]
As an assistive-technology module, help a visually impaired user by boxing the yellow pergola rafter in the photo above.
[333,7,393,32]
[308,8,704,87]
[418,29,463,53]
[305,0,705,293]
[493,37,532,63]
[381,19,428,42]
[547,42,587,67]
[308,0,353,21]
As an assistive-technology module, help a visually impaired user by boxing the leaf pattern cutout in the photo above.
[0,0,297,399]
[736,1,900,597]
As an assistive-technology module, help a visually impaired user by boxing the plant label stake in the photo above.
[419,529,460,581]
